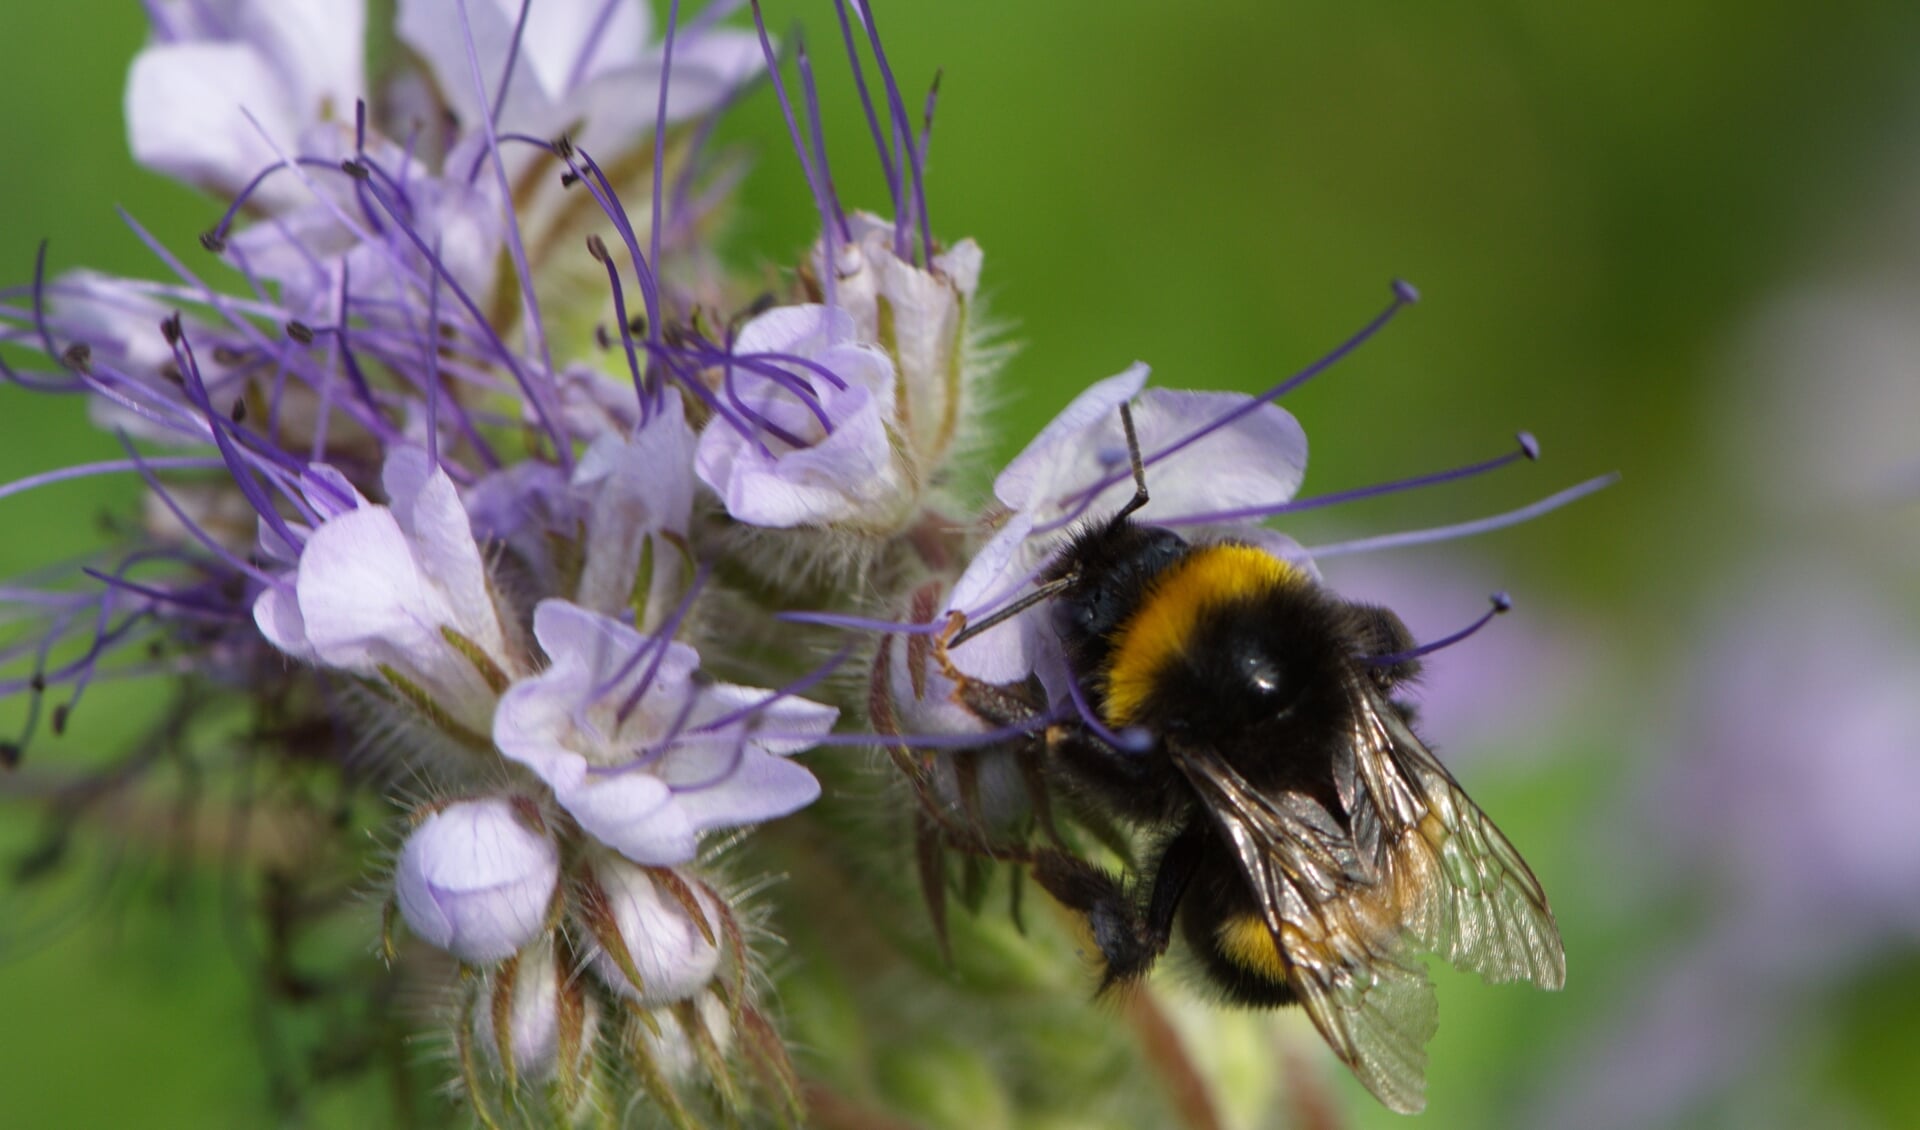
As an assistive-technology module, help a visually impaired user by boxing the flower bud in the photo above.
[473,940,598,1084]
[584,858,723,1006]
[394,798,558,964]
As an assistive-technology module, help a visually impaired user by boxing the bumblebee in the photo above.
[946,405,1566,1114]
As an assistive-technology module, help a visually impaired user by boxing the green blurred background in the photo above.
[6,1,1920,1126]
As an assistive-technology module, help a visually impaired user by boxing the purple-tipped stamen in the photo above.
[796,36,853,244]
[1155,431,1541,529]
[1058,283,1418,518]
[115,433,281,589]
[163,317,302,551]
[749,4,845,313]
[1362,592,1512,668]
[1308,473,1621,558]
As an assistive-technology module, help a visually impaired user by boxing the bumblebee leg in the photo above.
[1032,850,1161,990]
[1033,819,1208,992]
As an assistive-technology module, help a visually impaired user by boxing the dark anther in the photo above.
[1491,591,1514,613]
[60,343,92,373]
[626,314,648,337]
[340,158,371,181]
[560,171,581,189]
[28,674,45,693]
[230,397,247,424]
[286,321,316,345]
[212,345,245,366]
[1517,432,1541,461]
[553,135,575,159]
[50,704,68,736]
[160,313,184,345]
[594,325,612,350]
[586,234,611,263]
[199,231,227,253]
[160,363,185,387]
[0,742,18,770]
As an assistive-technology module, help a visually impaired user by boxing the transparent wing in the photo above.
[1338,672,1567,990]
[1168,740,1439,1114]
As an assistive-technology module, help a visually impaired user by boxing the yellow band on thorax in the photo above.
[1102,543,1298,727]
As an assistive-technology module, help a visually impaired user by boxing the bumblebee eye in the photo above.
[1242,655,1283,696]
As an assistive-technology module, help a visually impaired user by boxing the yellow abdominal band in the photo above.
[1216,914,1290,980]
[1101,544,1298,727]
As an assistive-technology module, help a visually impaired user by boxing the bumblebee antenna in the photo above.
[1362,592,1512,667]
[1112,400,1150,524]
[951,400,1149,651]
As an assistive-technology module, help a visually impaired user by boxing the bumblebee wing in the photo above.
[1167,740,1438,1115]
[1341,674,1567,990]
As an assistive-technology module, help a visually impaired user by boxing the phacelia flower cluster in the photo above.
[0,1,1607,1125]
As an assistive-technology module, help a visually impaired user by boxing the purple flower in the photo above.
[254,449,516,735]
[816,211,986,471]
[693,304,907,529]
[494,599,832,866]
[394,797,559,965]
[944,365,1309,683]
[585,857,723,1005]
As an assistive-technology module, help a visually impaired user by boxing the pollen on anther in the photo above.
[286,321,316,345]
[198,231,226,253]
[61,343,92,373]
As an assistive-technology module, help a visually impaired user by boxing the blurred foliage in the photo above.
[5,1,1920,1127]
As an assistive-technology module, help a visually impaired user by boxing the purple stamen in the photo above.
[774,610,948,636]
[1156,432,1541,529]
[0,458,224,506]
[487,0,537,131]
[610,563,713,728]
[1363,593,1512,667]
[1309,473,1621,558]
[832,0,902,219]
[796,36,853,244]
[455,0,561,462]
[114,432,280,589]
[352,176,572,465]
[585,235,651,411]
[560,145,664,406]
[164,318,302,550]
[200,156,356,252]
[1064,668,1154,754]
[749,3,844,310]
[853,1,933,265]
[650,0,682,332]
[770,712,1062,751]
[1059,283,1418,516]
[565,0,626,90]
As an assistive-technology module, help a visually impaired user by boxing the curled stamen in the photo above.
[1362,593,1512,668]
[1063,668,1154,754]
[853,0,932,264]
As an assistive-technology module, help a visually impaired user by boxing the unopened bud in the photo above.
[586,859,723,1006]
[394,798,558,964]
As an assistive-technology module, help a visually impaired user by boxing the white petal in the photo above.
[993,363,1149,510]
[126,43,302,204]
